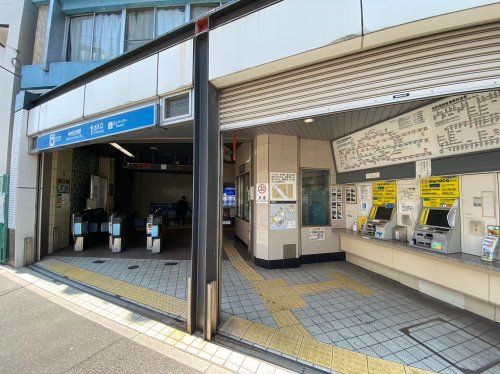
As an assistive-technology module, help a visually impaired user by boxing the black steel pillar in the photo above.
[191,28,221,338]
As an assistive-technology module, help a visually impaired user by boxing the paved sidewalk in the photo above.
[0,265,294,374]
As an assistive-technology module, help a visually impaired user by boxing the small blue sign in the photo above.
[36,105,156,151]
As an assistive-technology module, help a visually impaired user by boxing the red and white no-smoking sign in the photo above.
[256,183,268,204]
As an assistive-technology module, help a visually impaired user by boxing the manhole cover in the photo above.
[165,262,178,266]
[93,260,106,264]
[401,318,500,373]
[128,265,139,269]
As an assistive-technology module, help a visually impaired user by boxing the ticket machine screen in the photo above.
[374,206,393,221]
[426,209,450,228]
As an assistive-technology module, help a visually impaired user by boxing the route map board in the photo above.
[332,90,500,172]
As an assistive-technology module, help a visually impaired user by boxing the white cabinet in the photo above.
[460,173,499,257]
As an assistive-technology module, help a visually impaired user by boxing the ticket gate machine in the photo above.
[73,209,108,251]
[412,200,461,254]
[109,211,134,253]
[362,205,397,240]
[146,210,167,254]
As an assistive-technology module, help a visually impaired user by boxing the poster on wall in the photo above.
[256,183,269,204]
[346,186,357,204]
[270,203,296,231]
[56,179,70,208]
[331,186,343,221]
[270,172,296,201]
[308,227,325,241]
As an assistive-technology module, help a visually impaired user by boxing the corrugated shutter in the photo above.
[8,111,22,230]
[220,22,500,129]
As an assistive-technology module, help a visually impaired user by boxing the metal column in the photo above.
[190,29,221,339]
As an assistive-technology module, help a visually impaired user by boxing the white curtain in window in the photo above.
[69,15,93,61]
[156,7,185,36]
[190,4,217,20]
[125,9,154,52]
[92,12,121,60]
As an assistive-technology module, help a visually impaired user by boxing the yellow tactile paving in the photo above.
[219,316,252,339]
[242,323,275,348]
[367,356,406,374]
[331,347,369,374]
[279,324,313,339]
[271,310,301,327]
[297,338,333,369]
[39,259,188,319]
[268,330,303,358]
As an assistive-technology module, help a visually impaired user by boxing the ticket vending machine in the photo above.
[362,181,397,240]
[362,205,397,239]
[412,176,461,254]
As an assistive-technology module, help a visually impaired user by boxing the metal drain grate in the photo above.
[165,262,178,266]
[401,318,500,374]
[127,265,139,269]
[92,260,106,264]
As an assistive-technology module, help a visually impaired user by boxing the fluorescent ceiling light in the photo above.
[150,146,158,150]
[304,118,314,124]
[110,143,134,157]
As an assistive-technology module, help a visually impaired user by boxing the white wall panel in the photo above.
[363,0,499,33]
[27,106,40,136]
[84,55,158,117]
[209,0,362,81]
[38,86,85,132]
[157,39,193,96]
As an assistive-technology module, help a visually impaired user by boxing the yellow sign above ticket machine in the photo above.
[362,181,398,240]
[412,176,461,254]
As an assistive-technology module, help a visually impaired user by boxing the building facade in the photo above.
[4,1,500,372]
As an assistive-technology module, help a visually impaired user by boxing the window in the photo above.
[237,173,250,221]
[156,7,185,36]
[301,169,329,226]
[125,7,185,52]
[0,25,8,47]
[163,92,191,122]
[190,3,219,20]
[125,8,154,52]
[67,13,121,61]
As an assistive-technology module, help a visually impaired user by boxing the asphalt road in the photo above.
[0,273,202,374]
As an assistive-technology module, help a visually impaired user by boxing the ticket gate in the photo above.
[146,210,167,254]
[73,208,108,251]
[109,211,135,253]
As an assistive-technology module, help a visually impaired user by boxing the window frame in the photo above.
[161,90,194,125]
[237,172,250,222]
[65,11,124,62]
[300,168,331,228]
[189,2,221,20]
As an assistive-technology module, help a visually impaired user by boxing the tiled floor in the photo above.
[0,264,293,374]
[52,257,190,300]
[220,239,500,374]
[38,240,500,374]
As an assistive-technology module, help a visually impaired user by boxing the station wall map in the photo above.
[332,90,500,172]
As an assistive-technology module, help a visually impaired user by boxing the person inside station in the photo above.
[175,196,189,226]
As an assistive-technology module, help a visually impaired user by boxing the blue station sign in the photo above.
[36,104,157,151]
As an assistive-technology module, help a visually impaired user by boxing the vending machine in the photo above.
[412,176,461,254]
[362,181,397,240]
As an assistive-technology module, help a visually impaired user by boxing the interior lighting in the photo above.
[304,118,315,124]
[110,143,134,158]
